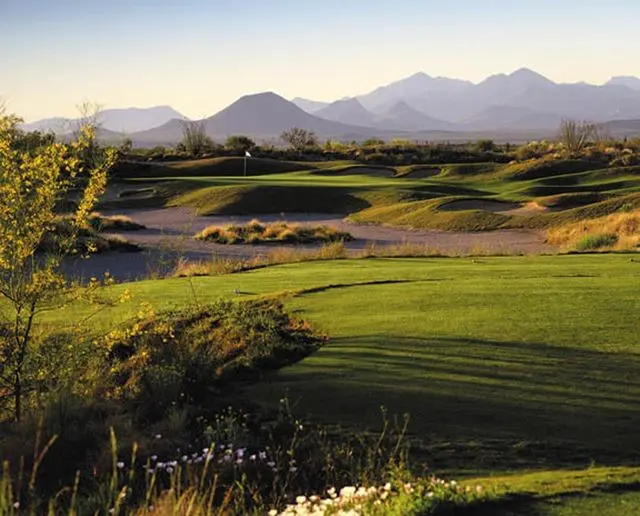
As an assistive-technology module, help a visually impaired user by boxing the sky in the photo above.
[1,0,639,122]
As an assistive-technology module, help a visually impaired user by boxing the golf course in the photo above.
[2,125,640,514]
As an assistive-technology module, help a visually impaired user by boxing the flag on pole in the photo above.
[245,151,251,157]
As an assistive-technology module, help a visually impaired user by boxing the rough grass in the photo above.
[39,218,142,254]
[88,212,146,231]
[547,209,640,250]
[195,219,354,244]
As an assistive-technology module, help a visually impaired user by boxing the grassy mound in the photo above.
[171,184,371,215]
[500,158,604,181]
[113,157,312,178]
[88,212,145,231]
[195,219,354,244]
[39,218,141,254]
[350,197,512,231]
[547,208,640,250]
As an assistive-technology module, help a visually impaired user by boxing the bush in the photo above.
[575,233,619,251]
[195,220,354,244]
[102,299,326,420]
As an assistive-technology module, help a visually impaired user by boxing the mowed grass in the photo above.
[108,158,640,234]
[50,256,640,470]
[43,254,640,512]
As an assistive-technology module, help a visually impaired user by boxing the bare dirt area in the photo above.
[62,207,554,282]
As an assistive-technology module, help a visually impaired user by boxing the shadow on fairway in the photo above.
[243,335,640,473]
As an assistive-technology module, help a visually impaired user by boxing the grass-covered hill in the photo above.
[106,156,640,247]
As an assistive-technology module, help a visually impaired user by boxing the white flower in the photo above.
[340,486,356,498]
[267,461,276,468]
[289,466,297,473]
[268,511,277,516]
[13,502,19,509]
[181,455,188,462]
[249,454,256,461]
[296,495,307,504]
[259,451,267,460]
[166,467,174,474]
[151,455,158,461]
[154,434,162,439]
[116,462,124,469]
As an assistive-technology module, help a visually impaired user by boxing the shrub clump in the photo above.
[102,299,326,419]
[38,217,141,254]
[574,233,619,251]
[87,212,146,232]
[195,219,354,244]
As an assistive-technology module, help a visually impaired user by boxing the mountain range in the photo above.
[22,69,640,145]
[20,106,187,134]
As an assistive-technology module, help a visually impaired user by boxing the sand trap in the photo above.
[61,207,554,282]
[439,200,520,213]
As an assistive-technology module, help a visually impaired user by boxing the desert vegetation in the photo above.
[195,219,354,245]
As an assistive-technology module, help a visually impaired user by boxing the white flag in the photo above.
[245,151,251,157]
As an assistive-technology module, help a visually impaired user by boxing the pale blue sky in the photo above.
[1,0,639,121]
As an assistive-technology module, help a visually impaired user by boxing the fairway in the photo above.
[54,254,640,476]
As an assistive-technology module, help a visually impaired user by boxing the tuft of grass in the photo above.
[574,233,620,251]
[88,212,146,232]
[195,220,354,245]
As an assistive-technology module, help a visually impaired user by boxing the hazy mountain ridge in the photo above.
[23,69,640,146]
[22,106,188,134]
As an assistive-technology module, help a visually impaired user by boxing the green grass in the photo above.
[47,255,640,467]
[105,156,640,232]
[37,254,640,511]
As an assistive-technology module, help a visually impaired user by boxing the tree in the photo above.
[179,120,215,157]
[280,127,318,151]
[559,120,595,153]
[225,135,255,152]
[0,108,116,421]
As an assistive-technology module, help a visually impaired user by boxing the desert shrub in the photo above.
[195,220,354,244]
[575,233,619,251]
[88,212,146,231]
[102,299,326,420]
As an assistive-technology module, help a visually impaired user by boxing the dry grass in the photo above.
[88,212,146,232]
[195,219,353,245]
[172,240,535,278]
[173,242,349,277]
[547,208,640,251]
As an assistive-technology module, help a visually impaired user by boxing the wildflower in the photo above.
[296,496,306,504]
[13,502,19,509]
[340,486,356,498]
[268,511,277,516]
[181,455,188,462]
[249,454,256,461]
[267,461,276,468]
[116,461,125,469]
[166,467,174,474]
[155,434,162,439]
[289,466,298,473]
[259,451,267,460]
[151,455,158,461]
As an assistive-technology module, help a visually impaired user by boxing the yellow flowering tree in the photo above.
[0,109,116,421]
